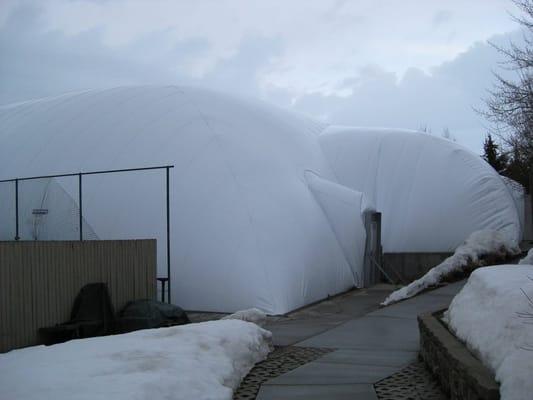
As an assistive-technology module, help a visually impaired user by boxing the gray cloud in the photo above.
[433,10,453,26]
[193,36,283,98]
[0,3,213,103]
[290,32,521,153]
[0,2,524,155]
[0,3,282,104]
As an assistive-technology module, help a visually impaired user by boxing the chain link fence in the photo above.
[0,166,173,302]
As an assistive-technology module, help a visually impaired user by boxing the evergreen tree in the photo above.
[482,0,533,193]
[482,134,508,173]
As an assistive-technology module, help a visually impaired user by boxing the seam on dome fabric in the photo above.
[0,90,83,137]
[304,171,362,287]
[179,88,277,313]
[21,88,136,174]
[315,134,344,190]
[494,170,524,232]
[62,88,181,169]
[303,171,363,208]
[144,118,216,175]
[457,147,521,237]
[111,92,189,166]
[399,136,426,247]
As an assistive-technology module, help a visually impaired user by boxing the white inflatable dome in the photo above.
[319,126,522,252]
[0,86,522,313]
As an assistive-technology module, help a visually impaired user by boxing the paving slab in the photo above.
[300,287,392,318]
[254,280,465,400]
[297,315,419,350]
[367,294,453,319]
[265,361,399,385]
[429,280,466,296]
[265,317,346,346]
[264,286,394,346]
[256,384,378,400]
[317,348,417,367]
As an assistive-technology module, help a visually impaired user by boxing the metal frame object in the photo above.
[0,165,174,303]
[363,211,392,285]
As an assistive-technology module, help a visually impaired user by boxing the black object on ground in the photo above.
[115,299,189,333]
[39,282,115,345]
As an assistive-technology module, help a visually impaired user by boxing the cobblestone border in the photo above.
[374,361,447,400]
[418,311,499,400]
[233,346,334,400]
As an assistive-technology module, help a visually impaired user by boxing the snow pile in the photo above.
[222,308,268,327]
[519,248,533,265]
[0,319,272,400]
[444,265,533,400]
[382,230,520,305]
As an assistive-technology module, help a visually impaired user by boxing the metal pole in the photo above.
[529,171,533,235]
[15,179,19,240]
[166,167,171,303]
[78,173,83,241]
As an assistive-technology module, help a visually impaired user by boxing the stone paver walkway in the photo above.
[257,281,466,400]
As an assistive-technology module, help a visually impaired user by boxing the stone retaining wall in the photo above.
[418,311,499,400]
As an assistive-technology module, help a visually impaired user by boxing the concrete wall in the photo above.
[383,252,453,284]
[0,240,156,353]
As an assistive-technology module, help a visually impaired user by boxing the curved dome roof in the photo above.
[0,86,522,313]
[0,86,360,314]
[319,126,522,251]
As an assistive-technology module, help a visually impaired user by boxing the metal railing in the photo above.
[0,165,174,303]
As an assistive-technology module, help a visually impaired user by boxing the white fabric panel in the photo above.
[501,176,526,240]
[319,126,522,252]
[0,88,522,313]
[304,171,367,286]
[0,86,352,314]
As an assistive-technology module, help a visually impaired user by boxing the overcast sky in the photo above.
[0,0,525,153]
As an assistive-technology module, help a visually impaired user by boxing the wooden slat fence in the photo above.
[0,240,156,353]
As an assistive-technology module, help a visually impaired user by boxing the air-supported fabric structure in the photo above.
[0,86,522,314]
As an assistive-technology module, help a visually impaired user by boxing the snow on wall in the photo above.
[519,248,533,265]
[445,265,533,400]
[0,86,523,313]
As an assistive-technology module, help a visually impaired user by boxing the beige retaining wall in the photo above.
[0,240,156,353]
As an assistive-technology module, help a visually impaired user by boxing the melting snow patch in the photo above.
[222,308,268,327]
[382,230,520,306]
[0,319,272,400]
[519,248,533,265]
[444,265,533,400]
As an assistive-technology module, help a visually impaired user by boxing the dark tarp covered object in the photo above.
[116,299,189,333]
[39,282,115,345]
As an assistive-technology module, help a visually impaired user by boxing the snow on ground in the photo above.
[382,230,520,306]
[444,265,533,400]
[0,319,272,400]
[222,308,268,327]
[519,248,533,265]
